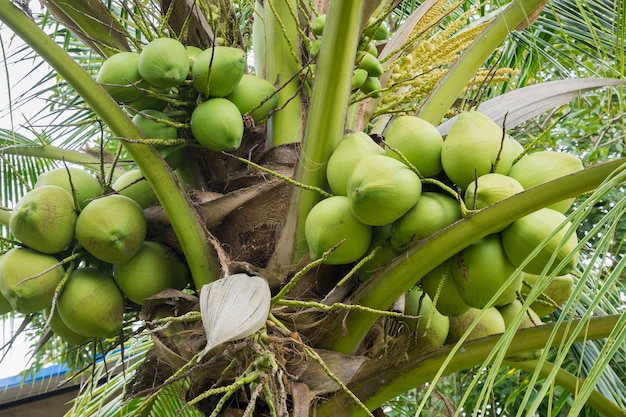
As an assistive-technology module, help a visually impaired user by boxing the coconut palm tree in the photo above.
[0,0,624,416]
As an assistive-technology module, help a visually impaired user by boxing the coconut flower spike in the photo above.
[197,273,272,362]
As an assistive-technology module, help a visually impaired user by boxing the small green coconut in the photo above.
[355,225,401,281]
[351,68,369,90]
[501,208,578,275]
[357,52,383,77]
[441,111,514,189]
[57,267,124,338]
[401,288,449,355]
[225,74,278,122]
[305,196,372,265]
[35,166,103,209]
[348,154,422,226]
[326,131,384,196]
[0,256,14,314]
[0,247,65,314]
[464,173,524,210]
[446,307,506,344]
[190,98,244,151]
[521,273,575,316]
[383,115,443,177]
[10,185,78,254]
[421,261,471,317]
[111,169,157,209]
[390,192,461,250]
[138,38,190,88]
[451,234,522,309]
[508,151,584,213]
[114,241,190,305]
[132,109,178,140]
[191,46,246,97]
[46,306,91,345]
[75,194,147,264]
[96,52,145,103]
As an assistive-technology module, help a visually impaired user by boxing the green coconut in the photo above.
[498,135,525,174]
[111,169,157,209]
[0,255,14,315]
[75,194,147,264]
[421,261,471,317]
[96,52,145,103]
[498,299,542,329]
[359,76,382,97]
[46,306,91,345]
[114,241,190,305]
[138,38,190,88]
[35,167,103,209]
[508,151,584,213]
[501,208,579,275]
[383,115,444,177]
[355,225,401,281]
[132,109,178,140]
[0,247,65,314]
[348,154,422,226]
[497,299,543,361]
[401,288,449,355]
[446,307,506,344]
[191,46,246,97]
[464,173,524,210]
[225,74,278,122]
[57,267,124,338]
[357,52,383,77]
[304,196,372,265]
[521,273,575,316]
[451,234,522,309]
[186,45,204,70]
[441,111,514,189]
[311,14,326,36]
[351,68,369,90]
[390,192,461,251]
[190,98,244,151]
[126,90,169,112]
[10,185,77,254]
[326,131,384,196]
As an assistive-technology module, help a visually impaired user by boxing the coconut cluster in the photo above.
[0,166,190,344]
[305,111,582,350]
[309,14,389,96]
[96,37,278,154]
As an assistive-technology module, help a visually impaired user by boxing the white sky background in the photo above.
[1,6,52,379]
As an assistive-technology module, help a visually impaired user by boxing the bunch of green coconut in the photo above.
[310,14,389,96]
[0,166,190,345]
[305,111,582,353]
[96,37,279,154]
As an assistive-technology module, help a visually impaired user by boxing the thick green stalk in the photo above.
[268,0,375,272]
[0,1,222,288]
[0,143,126,178]
[263,0,304,146]
[503,359,626,417]
[318,158,626,353]
[314,314,622,417]
[418,0,548,125]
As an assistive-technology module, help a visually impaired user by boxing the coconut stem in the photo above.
[314,314,623,417]
[268,0,377,274]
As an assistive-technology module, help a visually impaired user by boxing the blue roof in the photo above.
[0,363,71,390]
